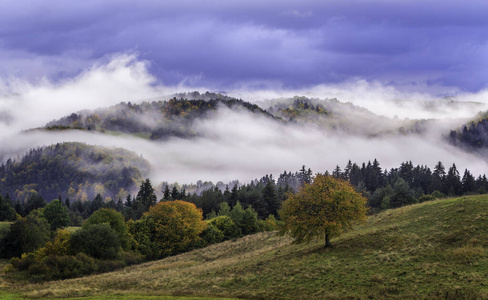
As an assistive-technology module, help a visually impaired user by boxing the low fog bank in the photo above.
[1,55,488,185]
[4,107,488,186]
[231,81,488,121]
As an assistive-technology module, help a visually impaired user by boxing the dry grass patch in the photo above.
[7,232,290,299]
[451,245,485,264]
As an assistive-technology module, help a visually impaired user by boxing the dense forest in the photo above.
[0,142,149,204]
[44,92,274,141]
[173,159,488,218]
[42,92,435,142]
[449,111,488,150]
[265,96,426,136]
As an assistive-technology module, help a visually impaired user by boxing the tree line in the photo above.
[0,178,278,281]
[331,159,486,211]
[1,159,487,281]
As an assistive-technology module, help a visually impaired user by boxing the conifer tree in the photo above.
[163,185,170,201]
[135,179,157,211]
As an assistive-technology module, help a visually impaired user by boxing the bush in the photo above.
[84,208,134,250]
[70,223,121,259]
[208,216,241,240]
[431,190,445,199]
[241,207,261,235]
[200,223,224,246]
[0,211,50,258]
[259,215,279,231]
[128,218,160,260]
[418,194,436,203]
[10,252,37,271]
[25,253,98,281]
[35,229,71,259]
[122,250,144,266]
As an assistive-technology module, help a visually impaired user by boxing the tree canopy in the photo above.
[145,200,206,257]
[43,199,71,231]
[279,174,367,247]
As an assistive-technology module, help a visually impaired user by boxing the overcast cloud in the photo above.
[0,0,487,92]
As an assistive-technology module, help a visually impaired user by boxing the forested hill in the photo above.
[265,96,426,136]
[43,92,275,141]
[42,92,431,141]
[0,142,149,203]
[448,111,488,150]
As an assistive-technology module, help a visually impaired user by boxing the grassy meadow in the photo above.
[3,195,488,299]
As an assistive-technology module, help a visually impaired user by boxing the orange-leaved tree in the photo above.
[146,200,206,257]
[279,174,367,247]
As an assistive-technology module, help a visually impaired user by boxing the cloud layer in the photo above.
[0,0,487,92]
[1,56,488,185]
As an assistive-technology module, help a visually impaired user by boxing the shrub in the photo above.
[259,215,279,231]
[35,229,71,259]
[25,253,98,281]
[10,252,37,271]
[0,210,50,258]
[418,194,436,203]
[431,190,445,199]
[208,216,241,240]
[84,208,134,250]
[200,223,224,246]
[127,218,160,260]
[122,251,144,266]
[70,223,121,259]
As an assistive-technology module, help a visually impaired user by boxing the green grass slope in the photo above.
[4,195,488,299]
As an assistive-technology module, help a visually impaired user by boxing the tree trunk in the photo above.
[325,231,331,248]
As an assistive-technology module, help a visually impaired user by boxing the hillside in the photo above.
[0,142,150,203]
[265,96,424,136]
[3,195,488,299]
[43,92,275,141]
[41,93,433,142]
[448,110,488,150]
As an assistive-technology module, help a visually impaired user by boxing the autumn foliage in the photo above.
[145,200,207,257]
[279,174,367,247]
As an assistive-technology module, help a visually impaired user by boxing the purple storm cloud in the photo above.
[0,0,487,92]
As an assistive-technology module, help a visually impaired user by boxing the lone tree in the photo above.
[279,174,367,247]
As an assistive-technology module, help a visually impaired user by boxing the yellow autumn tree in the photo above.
[279,174,367,247]
[145,200,206,256]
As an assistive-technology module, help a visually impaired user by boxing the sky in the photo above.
[0,0,487,93]
[1,0,488,185]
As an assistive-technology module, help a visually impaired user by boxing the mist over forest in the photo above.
[1,55,488,190]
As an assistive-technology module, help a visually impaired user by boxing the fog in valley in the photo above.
[1,55,488,185]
